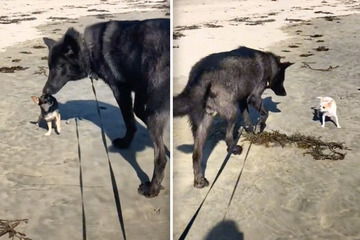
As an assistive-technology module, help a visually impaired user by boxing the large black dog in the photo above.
[174,46,293,188]
[43,19,170,198]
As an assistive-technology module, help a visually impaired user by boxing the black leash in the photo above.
[223,139,253,220]
[90,76,127,240]
[75,118,87,240]
[179,127,245,240]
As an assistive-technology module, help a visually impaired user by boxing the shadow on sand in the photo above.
[204,220,244,240]
[57,99,154,183]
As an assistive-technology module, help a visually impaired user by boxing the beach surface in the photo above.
[0,1,170,240]
[173,0,360,239]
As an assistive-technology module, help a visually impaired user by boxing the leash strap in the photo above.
[90,77,127,240]
[75,118,87,240]
[223,140,253,220]
[178,127,244,240]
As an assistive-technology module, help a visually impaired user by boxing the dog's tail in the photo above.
[173,65,212,117]
[173,92,192,117]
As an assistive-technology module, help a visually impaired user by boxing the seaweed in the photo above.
[300,53,314,57]
[314,46,329,51]
[0,219,32,240]
[243,130,349,160]
[173,31,185,40]
[32,45,46,49]
[0,66,29,73]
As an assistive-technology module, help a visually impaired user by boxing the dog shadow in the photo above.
[57,100,154,183]
[177,96,282,176]
[311,107,337,126]
[204,220,244,240]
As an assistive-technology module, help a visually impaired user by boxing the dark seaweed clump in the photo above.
[243,130,349,160]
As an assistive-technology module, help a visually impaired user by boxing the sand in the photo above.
[173,0,360,239]
[0,1,169,240]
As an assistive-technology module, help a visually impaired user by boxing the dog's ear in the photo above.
[63,28,81,57]
[282,62,295,69]
[31,96,39,104]
[43,37,56,49]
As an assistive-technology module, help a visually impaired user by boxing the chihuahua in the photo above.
[31,94,61,136]
[317,96,341,128]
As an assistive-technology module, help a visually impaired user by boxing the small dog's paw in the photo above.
[337,126,341,128]
[194,177,209,188]
[45,131,51,136]
[30,121,39,126]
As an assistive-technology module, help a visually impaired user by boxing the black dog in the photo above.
[174,46,293,188]
[42,19,170,198]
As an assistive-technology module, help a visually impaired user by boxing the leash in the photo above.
[178,126,245,240]
[75,118,87,240]
[223,138,253,220]
[89,76,127,240]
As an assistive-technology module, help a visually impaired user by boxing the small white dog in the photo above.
[317,96,341,128]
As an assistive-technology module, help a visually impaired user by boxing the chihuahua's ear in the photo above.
[31,96,39,104]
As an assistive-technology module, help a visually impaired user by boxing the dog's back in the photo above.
[84,19,170,111]
[174,47,283,117]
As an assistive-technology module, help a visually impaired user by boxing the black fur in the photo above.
[43,19,170,197]
[174,46,293,188]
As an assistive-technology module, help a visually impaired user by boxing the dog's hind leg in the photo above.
[110,84,137,148]
[248,94,268,133]
[138,113,167,198]
[191,113,213,188]
[334,115,341,128]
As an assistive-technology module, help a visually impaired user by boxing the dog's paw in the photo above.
[44,131,51,136]
[227,145,243,155]
[138,182,164,198]
[254,122,266,134]
[30,121,39,126]
[244,125,254,133]
[194,177,209,188]
[112,137,132,149]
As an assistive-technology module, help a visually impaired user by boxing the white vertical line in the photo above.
[169,0,174,239]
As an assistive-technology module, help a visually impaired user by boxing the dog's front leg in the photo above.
[55,113,61,134]
[321,114,326,127]
[110,84,137,148]
[35,115,42,126]
[248,94,268,134]
[45,121,52,136]
[239,101,253,132]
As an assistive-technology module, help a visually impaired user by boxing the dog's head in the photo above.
[31,94,57,112]
[268,61,294,96]
[317,97,335,113]
[42,28,88,94]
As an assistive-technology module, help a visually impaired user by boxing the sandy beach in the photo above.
[0,1,169,240]
[173,0,360,239]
